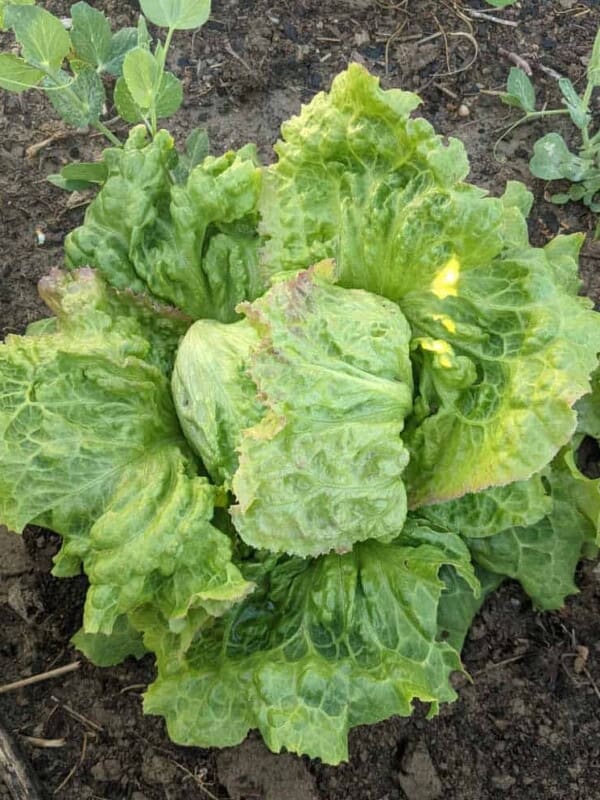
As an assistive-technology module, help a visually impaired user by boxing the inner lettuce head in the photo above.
[173,262,414,557]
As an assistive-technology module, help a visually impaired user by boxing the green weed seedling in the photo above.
[496,27,600,231]
[0,0,210,189]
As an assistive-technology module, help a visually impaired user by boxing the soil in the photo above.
[1,1,600,798]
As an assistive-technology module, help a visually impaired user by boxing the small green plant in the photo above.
[496,27,600,227]
[485,0,518,7]
[0,0,210,188]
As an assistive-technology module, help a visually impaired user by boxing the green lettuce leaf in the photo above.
[172,318,262,485]
[72,614,146,667]
[469,450,598,609]
[65,127,264,321]
[144,520,477,765]
[437,565,502,651]
[260,65,600,506]
[231,263,414,556]
[420,475,552,539]
[576,366,600,439]
[0,269,250,637]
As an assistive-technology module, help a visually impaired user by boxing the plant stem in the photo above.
[93,120,122,146]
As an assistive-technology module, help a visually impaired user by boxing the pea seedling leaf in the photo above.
[588,25,600,86]
[0,52,44,91]
[45,66,105,127]
[156,70,182,116]
[0,0,34,31]
[104,27,137,75]
[139,0,211,30]
[137,15,152,49]
[502,67,536,113]
[558,78,590,130]
[123,46,158,110]
[114,75,144,122]
[70,1,111,71]
[185,127,209,166]
[530,132,587,182]
[4,4,71,72]
[48,160,108,191]
[115,68,182,122]
[172,126,209,183]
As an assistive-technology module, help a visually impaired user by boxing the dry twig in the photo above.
[0,663,80,695]
[498,46,533,76]
[464,8,518,28]
[0,712,45,800]
[53,732,87,795]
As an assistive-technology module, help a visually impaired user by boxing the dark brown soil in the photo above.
[1,1,600,798]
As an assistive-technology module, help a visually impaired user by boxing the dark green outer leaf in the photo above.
[144,521,477,764]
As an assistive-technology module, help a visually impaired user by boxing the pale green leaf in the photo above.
[72,614,146,666]
[4,4,70,72]
[530,132,587,181]
[172,319,262,485]
[469,451,598,609]
[113,75,144,123]
[0,52,43,92]
[558,77,589,129]
[505,67,536,113]
[421,476,552,539]
[230,265,414,557]
[122,46,158,110]
[260,65,600,508]
[140,0,211,30]
[0,269,249,638]
[0,0,34,32]
[103,27,137,75]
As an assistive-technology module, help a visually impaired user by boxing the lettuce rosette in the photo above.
[1,64,600,764]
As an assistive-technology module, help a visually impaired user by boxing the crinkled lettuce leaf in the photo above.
[230,264,413,556]
[172,318,262,485]
[576,366,600,440]
[260,64,600,506]
[65,126,265,321]
[0,269,250,637]
[144,520,477,765]
[420,475,552,539]
[72,614,146,667]
[437,565,502,652]
[469,449,599,609]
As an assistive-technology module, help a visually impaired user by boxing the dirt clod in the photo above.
[396,740,442,800]
[216,738,317,800]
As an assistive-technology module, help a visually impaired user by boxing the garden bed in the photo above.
[1,1,600,798]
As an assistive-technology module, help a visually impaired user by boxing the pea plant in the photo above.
[0,0,210,188]
[497,27,600,227]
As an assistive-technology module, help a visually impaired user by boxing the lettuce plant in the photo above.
[1,64,600,765]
